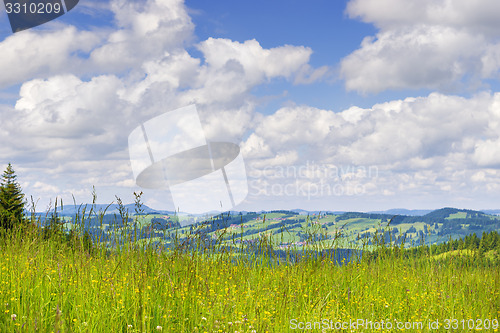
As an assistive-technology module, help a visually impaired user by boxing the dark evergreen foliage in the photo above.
[0,163,26,230]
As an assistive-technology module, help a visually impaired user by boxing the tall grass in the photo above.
[0,198,498,332]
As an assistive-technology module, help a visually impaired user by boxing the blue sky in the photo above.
[2,0,500,214]
[185,0,395,112]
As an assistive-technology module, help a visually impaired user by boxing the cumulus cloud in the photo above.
[0,27,100,88]
[0,0,324,209]
[4,34,312,173]
[473,139,500,167]
[346,0,500,33]
[89,0,195,72]
[10,75,128,155]
[0,0,194,89]
[245,105,337,150]
[198,38,313,83]
[174,38,316,107]
[341,26,487,93]
[9,0,500,210]
[243,92,500,203]
[341,0,500,93]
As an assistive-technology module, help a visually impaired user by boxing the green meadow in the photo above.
[0,208,499,333]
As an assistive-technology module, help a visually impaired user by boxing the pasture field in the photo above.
[0,221,498,333]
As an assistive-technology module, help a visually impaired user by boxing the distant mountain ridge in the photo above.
[32,203,175,216]
[32,205,499,218]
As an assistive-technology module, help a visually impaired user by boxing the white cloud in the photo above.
[9,0,500,210]
[13,74,127,142]
[247,105,338,149]
[0,0,325,210]
[197,38,313,83]
[341,26,487,93]
[200,103,257,142]
[90,0,195,72]
[342,0,500,93]
[294,65,331,85]
[346,0,500,33]
[0,27,100,88]
[33,181,60,194]
[250,150,299,169]
[242,133,274,159]
[473,139,500,167]
[243,92,500,203]
[172,38,317,108]
[0,0,195,89]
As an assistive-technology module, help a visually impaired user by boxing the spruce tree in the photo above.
[0,163,26,229]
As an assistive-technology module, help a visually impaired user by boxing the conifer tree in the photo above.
[0,163,26,229]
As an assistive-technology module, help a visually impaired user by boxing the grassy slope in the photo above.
[147,214,451,251]
[0,226,499,332]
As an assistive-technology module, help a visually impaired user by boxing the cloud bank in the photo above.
[1,0,500,210]
[341,0,500,93]
[0,0,322,207]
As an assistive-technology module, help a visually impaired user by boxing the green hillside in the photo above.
[127,208,500,251]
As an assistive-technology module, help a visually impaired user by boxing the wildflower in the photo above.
[156,326,163,331]
[127,324,133,329]
[11,314,16,321]
[201,317,207,321]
